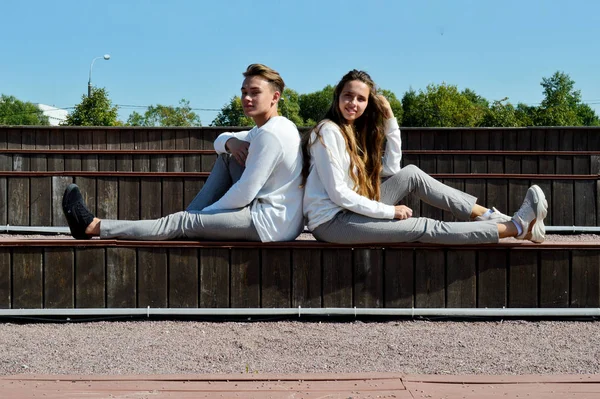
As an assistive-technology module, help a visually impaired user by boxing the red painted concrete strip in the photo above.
[0,374,409,399]
[403,374,600,384]
[404,381,600,398]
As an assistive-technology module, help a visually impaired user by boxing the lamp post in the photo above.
[88,54,111,97]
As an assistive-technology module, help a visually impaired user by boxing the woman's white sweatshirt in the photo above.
[303,118,402,231]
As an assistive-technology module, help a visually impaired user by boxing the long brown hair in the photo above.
[301,70,387,200]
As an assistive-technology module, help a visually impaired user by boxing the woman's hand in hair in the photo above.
[394,205,413,220]
[225,138,251,166]
[377,95,394,119]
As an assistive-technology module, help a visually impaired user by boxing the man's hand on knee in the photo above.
[226,138,250,166]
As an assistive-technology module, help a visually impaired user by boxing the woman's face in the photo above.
[338,80,370,124]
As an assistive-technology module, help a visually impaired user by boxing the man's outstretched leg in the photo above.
[62,183,260,241]
[186,153,245,212]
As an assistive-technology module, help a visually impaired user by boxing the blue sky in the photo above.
[2,0,599,124]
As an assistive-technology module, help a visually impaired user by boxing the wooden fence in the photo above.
[0,126,598,227]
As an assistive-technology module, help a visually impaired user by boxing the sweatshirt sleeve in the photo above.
[203,129,282,212]
[381,117,402,177]
[311,124,395,219]
[213,130,251,154]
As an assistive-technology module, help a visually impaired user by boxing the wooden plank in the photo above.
[12,248,43,308]
[487,179,508,217]
[162,130,183,215]
[63,130,81,171]
[44,248,74,308]
[519,129,537,174]
[117,129,134,171]
[508,249,538,308]
[384,249,414,308]
[292,249,322,308]
[230,249,260,308]
[106,248,136,308]
[322,249,353,307]
[419,131,440,221]
[0,178,5,226]
[51,176,73,226]
[446,250,476,308]
[414,249,445,308]
[507,130,527,216]
[553,130,574,226]
[478,250,507,308]
[140,178,162,219]
[117,130,139,220]
[467,130,488,207]
[353,249,383,308]
[0,129,7,224]
[200,248,229,308]
[96,130,114,172]
[540,250,570,308]
[79,130,98,172]
[261,249,291,307]
[137,247,168,308]
[140,130,163,219]
[133,130,149,172]
[0,249,10,308]
[185,128,204,207]
[402,131,421,217]
[8,131,30,227]
[30,176,52,226]
[31,128,49,171]
[571,250,600,308]
[97,177,118,219]
[48,128,65,171]
[573,132,595,226]
[552,180,574,227]
[20,128,34,171]
[118,177,140,220]
[75,248,105,308]
[574,180,596,226]
[201,130,218,173]
[168,248,199,308]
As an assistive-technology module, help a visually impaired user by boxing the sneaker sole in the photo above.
[529,185,548,243]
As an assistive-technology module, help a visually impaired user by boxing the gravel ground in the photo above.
[0,320,599,376]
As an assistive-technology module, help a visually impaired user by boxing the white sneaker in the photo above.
[475,207,512,222]
[513,185,548,243]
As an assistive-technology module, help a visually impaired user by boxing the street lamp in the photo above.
[88,54,111,97]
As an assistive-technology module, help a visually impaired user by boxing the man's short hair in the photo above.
[243,64,285,93]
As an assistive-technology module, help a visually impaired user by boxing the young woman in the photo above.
[62,64,304,242]
[301,70,547,244]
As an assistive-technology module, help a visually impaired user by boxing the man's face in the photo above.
[240,76,277,119]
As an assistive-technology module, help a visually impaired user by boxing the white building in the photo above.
[35,103,68,126]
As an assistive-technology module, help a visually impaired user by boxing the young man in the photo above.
[63,64,304,242]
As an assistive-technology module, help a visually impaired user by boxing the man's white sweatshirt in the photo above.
[203,116,304,242]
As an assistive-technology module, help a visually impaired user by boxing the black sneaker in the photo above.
[62,184,95,239]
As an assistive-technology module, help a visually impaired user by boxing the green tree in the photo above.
[401,83,486,127]
[298,85,334,126]
[0,95,49,126]
[577,103,600,126]
[279,88,304,126]
[211,96,254,127]
[481,98,521,127]
[535,71,582,126]
[64,87,118,126]
[379,89,403,124]
[126,99,201,126]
